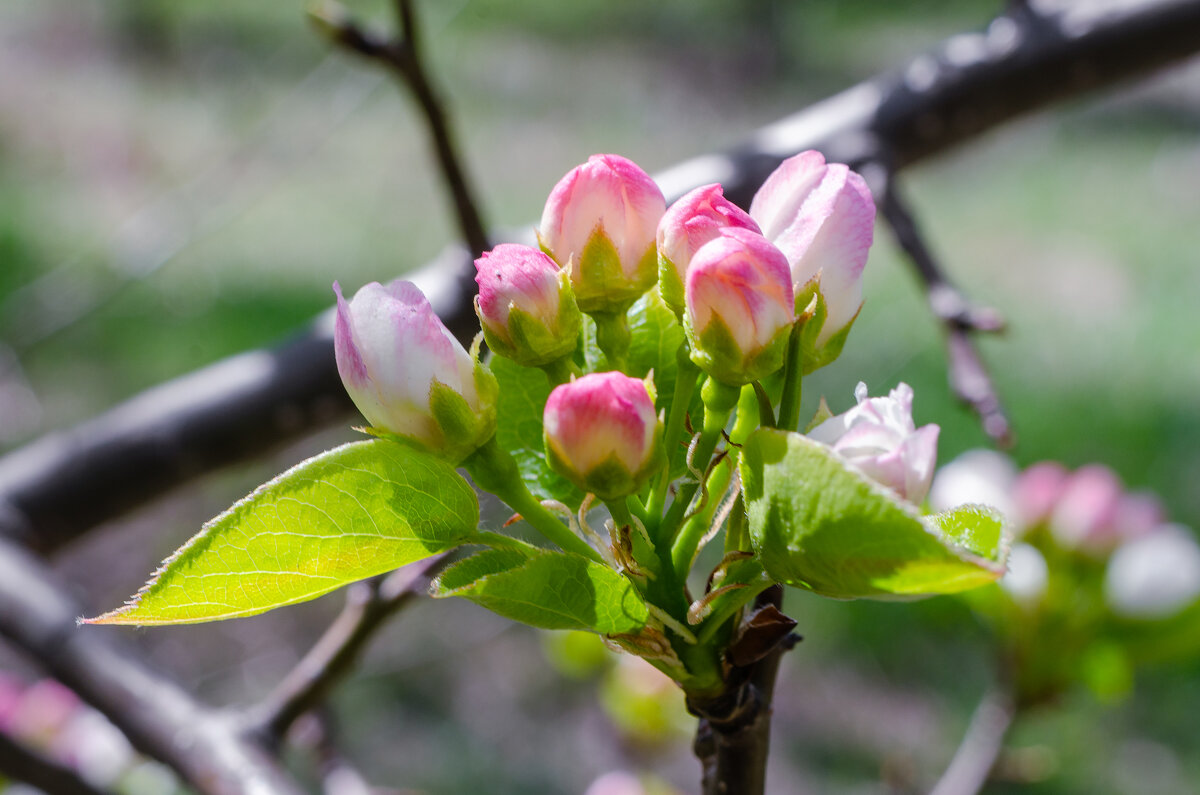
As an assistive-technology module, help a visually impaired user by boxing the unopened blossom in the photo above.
[749,150,875,347]
[1043,465,1163,552]
[684,228,795,386]
[1001,543,1050,605]
[1011,460,1070,532]
[474,244,582,367]
[928,449,1018,521]
[544,371,664,500]
[807,382,940,504]
[657,183,761,314]
[1105,525,1200,619]
[334,280,498,463]
[538,154,666,313]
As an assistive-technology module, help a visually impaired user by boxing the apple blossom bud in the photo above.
[334,280,498,463]
[807,381,940,504]
[928,449,1018,522]
[543,371,665,500]
[657,183,761,314]
[1011,461,1070,531]
[749,150,875,347]
[474,244,582,367]
[538,154,666,314]
[684,228,795,386]
[1105,525,1200,619]
[1001,543,1050,605]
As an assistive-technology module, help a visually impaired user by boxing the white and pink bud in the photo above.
[1105,524,1200,619]
[538,154,666,314]
[657,183,761,315]
[1011,461,1071,532]
[807,382,940,504]
[334,280,498,463]
[749,150,875,350]
[543,371,665,500]
[684,228,795,386]
[474,244,582,367]
[1047,465,1165,553]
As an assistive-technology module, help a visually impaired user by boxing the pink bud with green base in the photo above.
[657,183,761,315]
[544,372,665,500]
[474,244,582,368]
[683,228,795,387]
[750,150,875,358]
[334,280,498,464]
[807,382,940,504]
[538,154,666,315]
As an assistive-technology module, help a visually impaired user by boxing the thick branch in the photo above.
[246,554,449,742]
[929,688,1017,795]
[0,729,111,795]
[0,537,304,795]
[3,0,1199,553]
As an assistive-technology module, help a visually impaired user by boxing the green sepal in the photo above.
[740,428,1008,600]
[793,277,860,374]
[433,548,650,635]
[686,310,791,387]
[657,253,685,316]
[572,229,656,314]
[86,440,478,625]
[428,359,498,465]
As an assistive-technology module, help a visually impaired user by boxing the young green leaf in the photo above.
[740,428,1007,599]
[433,548,649,635]
[87,440,478,625]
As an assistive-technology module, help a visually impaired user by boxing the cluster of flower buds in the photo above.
[931,452,1200,617]
[333,149,876,493]
[808,382,940,505]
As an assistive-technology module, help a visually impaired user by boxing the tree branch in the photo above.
[874,170,1013,445]
[0,729,112,795]
[309,0,490,258]
[929,688,1017,795]
[245,554,450,743]
[2,0,1198,553]
[0,537,305,795]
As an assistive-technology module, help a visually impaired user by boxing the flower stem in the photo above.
[777,323,805,432]
[645,343,700,521]
[539,355,579,388]
[591,310,632,373]
[463,438,603,563]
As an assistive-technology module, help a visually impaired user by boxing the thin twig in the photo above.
[0,729,112,795]
[310,0,490,258]
[246,554,451,742]
[0,537,304,795]
[874,170,1013,446]
[929,687,1017,795]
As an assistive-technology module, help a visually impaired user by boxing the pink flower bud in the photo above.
[749,150,875,347]
[807,382,940,504]
[1011,461,1070,531]
[474,244,582,367]
[543,372,665,500]
[1049,464,1125,551]
[539,154,666,313]
[657,183,761,314]
[684,228,795,386]
[335,280,498,463]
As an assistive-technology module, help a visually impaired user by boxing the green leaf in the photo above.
[491,354,584,507]
[739,428,1007,599]
[88,440,478,625]
[433,548,649,634]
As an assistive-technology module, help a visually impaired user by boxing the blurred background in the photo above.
[1,0,1198,793]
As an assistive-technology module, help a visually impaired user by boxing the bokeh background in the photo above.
[1,1,1198,793]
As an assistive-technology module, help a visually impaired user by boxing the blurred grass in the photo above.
[1,1,1199,793]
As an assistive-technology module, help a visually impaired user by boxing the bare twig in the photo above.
[874,170,1013,445]
[310,0,490,258]
[929,688,1017,795]
[0,537,304,795]
[3,0,1199,553]
[246,554,450,742]
[0,729,112,795]
[687,586,799,795]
